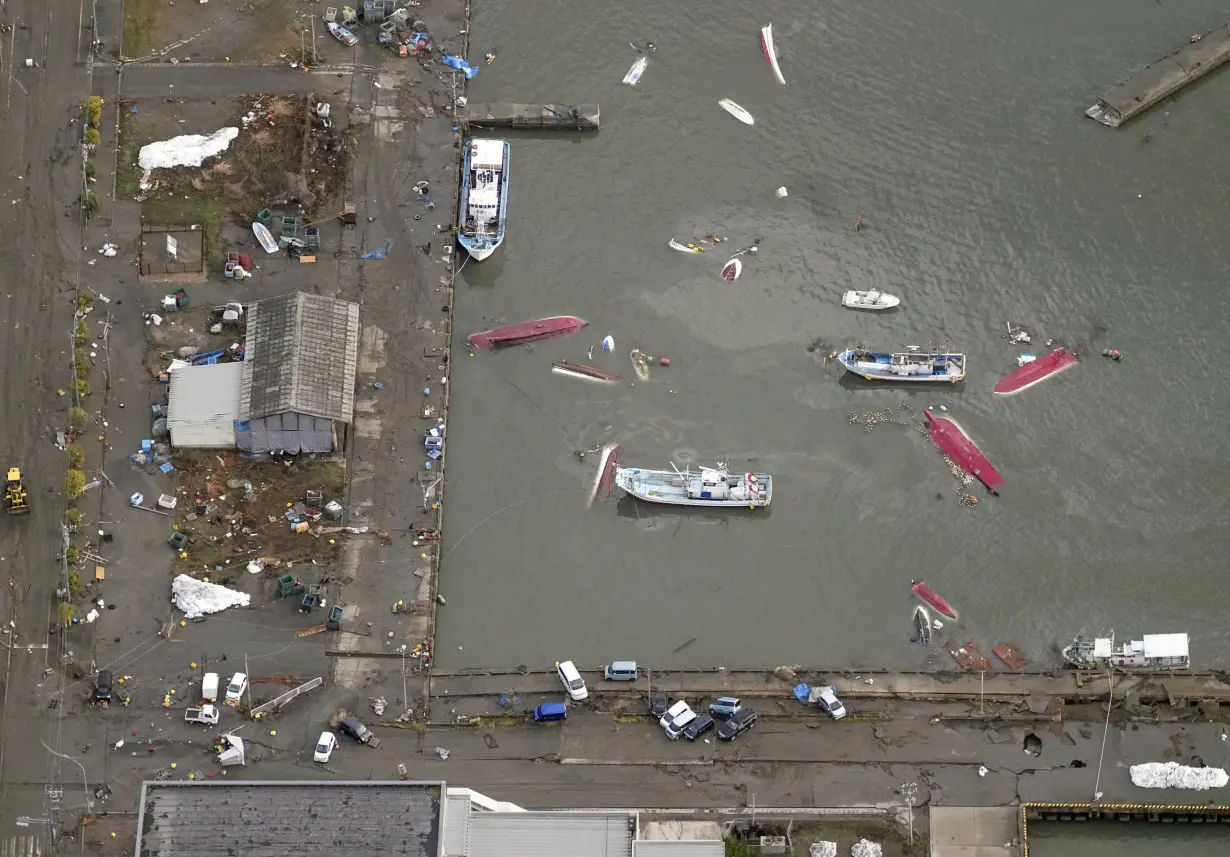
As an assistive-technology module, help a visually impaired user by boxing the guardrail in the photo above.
[250,676,323,719]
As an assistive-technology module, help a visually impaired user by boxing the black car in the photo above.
[682,713,715,741]
[717,707,756,741]
[647,691,669,719]
[93,670,113,702]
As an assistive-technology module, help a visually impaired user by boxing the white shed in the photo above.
[167,362,244,448]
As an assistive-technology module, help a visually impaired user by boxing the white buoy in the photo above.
[602,335,614,352]
[775,186,788,198]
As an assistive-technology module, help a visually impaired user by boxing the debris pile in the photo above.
[138,128,240,171]
[850,840,882,857]
[1130,762,1229,790]
[808,843,837,857]
[170,574,250,618]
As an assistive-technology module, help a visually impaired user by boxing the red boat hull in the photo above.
[994,348,1077,396]
[468,315,588,349]
[924,410,1004,494]
[912,580,958,620]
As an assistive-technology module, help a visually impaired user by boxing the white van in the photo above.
[556,660,588,701]
[201,672,219,702]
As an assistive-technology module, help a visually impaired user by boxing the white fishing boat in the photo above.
[837,346,966,383]
[1062,633,1191,671]
[760,23,786,85]
[718,98,754,125]
[327,22,358,47]
[623,55,648,86]
[668,238,705,254]
[457,138,510,261]
[592,444,772,509]
[252,222,278,254]
[841,290,900,310]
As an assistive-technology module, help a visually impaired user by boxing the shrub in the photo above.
[64,508,83,528]
[85,160,96,182]
[74,361,89,381]
[64,469,85,499]
[85,96,103,127]
[74,379,90,397]
[65,545,80,564]
[69,407,88,429]
[74,319,89,345]
[67,571,82,592]
[76,294,93,312]
[59,603,75,626]
[81,192,99,216]
[86,128,100,147]
[67,446,85,468]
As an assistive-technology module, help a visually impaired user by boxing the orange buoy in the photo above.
[659,357,671,367]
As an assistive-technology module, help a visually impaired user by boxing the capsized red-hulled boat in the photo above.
[468,315,588,349]
[993,347,1077,396]
[912,580,958,620]
[923,409,1004,494]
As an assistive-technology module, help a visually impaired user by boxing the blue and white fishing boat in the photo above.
[837,346,967,383]
[457,138,510,261]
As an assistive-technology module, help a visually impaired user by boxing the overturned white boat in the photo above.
[841,290,900,310]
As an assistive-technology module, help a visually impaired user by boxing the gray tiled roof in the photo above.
[136,781,441,857]
[241,291,360,423]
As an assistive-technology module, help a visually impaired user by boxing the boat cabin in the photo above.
[1075,633,1190,670]
[686,468,757,502]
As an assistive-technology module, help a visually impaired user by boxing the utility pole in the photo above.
[901,782,917,851]
[244,652,252,711]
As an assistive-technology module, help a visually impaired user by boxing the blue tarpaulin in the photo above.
[793,683,811,703]
[361,241,391,260]
[442,55,479,80]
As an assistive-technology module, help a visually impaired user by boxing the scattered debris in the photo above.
[851,840,882,857]
[442,55,478,79]
[170,574,251,618]
[992,643,1028,670]
[1102,348,1123,361]
[1130,762,1228,790]
[98,243,118,257]
[808,843,837,857]
[138,127,239,171]
[434,746,450,760]
[950,641,993,671]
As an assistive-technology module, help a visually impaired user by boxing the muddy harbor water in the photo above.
[436,0,1230,671]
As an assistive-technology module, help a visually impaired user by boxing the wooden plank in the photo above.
[297,624,328,637]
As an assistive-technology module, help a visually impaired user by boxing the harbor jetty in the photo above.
[460,103,600,132]
[1087,23,1230,127]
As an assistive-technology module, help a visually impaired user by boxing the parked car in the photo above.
[647,692,669,719]
[709,696,742,718]
[338,716,380,747]
[660,700,697,740]
[313,731,337,763]
[717,707,757,741]
[556,660,588,701]
[814,686,847,720]
[93,670,113,702]
[603,661,638,681]
[682,713,715,741]
[224,672,247,705]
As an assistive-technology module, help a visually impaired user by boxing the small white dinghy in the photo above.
[253,222,278,254]
[718,98,754,125]
[623,55,648,85]
[668,238,705,254]
[841,289,900,310]
[721,258,742,281]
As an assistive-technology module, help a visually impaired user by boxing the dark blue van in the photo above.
[533,702,567,722]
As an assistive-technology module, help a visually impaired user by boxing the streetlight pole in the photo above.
[41,740,91,814]
[901,782,917,852]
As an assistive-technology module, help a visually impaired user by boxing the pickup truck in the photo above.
[184,704,219,725]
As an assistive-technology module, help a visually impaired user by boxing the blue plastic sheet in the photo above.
[361,241,391,260]
[441,55,479,80]
[793,683,811,703]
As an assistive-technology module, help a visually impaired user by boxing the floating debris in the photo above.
[993,643,1028,670]
[951,641,993,671]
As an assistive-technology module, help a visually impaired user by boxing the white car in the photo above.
[660,700,696,740]
[313,731,337,763]
[556,660,588,701]
[815,686,847,720]
[224,672,248,705]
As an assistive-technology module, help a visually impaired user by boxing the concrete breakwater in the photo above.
[1088,22,1230,127]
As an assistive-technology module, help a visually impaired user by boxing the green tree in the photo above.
[67,445,85,468]
[64,508,82,528]
[76,294,93,312]
[74,379,90,397]
[74,319,89,345]
[63,469,85,500]
[65,545,80,564]
[85,128,100,147]
[58,602,75,626]
[69,407,88,429]
[85,96,103,126]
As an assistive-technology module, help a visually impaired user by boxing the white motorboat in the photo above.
[718,98,754,125]
[841,290,900,310]
[623,55,648,86]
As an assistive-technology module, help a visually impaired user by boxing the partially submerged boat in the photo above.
[721,258,742,281]
[629,348,651,381]
[841,290,900,311]
[552,360,619,383]
[923,409,1004,493]
[837,347,966,383]
[468,315,587,349]
[457,138,510,261]
[668,238,705,254]
[911,580,957,620]
[912,606,933,646]
[718,98,754,125]
[623,55,648,86]
[760,23,786,85]
[1062,633,1190,671]
[602,445,772,508]
[993,347,1078,396]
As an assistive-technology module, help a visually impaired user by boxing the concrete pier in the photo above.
[460,103,600,132]
[1087,23,1230,127]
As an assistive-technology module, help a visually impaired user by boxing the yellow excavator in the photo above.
[5,467,29,515]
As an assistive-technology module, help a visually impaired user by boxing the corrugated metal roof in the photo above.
[442,790,471,856]
[240,291,360,423]
[633,842,723,857]
[466,812,633,857]
[167,362,244,448]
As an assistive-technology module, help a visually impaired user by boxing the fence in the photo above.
[249,676,323,719]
